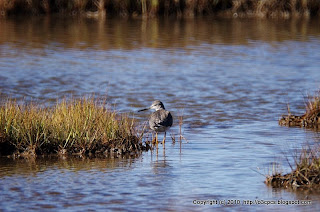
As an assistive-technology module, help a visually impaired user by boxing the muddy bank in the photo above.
[278,114,320,128]
[266,170,320,189]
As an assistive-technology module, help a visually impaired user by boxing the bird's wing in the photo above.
[150,111,173,129]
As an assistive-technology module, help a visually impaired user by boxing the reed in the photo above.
[0,0,319,18]
[304,91,320,118]
[0,97,143,157]
[178,110,187,143]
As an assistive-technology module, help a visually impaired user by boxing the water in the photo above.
[1,16,320,211]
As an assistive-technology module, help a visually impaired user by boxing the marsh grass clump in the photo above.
[279,91,320,128]
[0,97,144,157]
[266,146,320,188]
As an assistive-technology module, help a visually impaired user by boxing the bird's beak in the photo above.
[138,108,149,112]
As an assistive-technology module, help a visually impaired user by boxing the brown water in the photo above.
[1,16,320,211]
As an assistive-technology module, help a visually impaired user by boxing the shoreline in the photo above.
[1,0,319,19]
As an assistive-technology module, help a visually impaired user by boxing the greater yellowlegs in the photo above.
[138,100,173,144]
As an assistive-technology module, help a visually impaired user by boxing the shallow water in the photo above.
[1,16,320,211]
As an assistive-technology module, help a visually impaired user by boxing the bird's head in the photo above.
[150,100,165,111]
[138,100,165,112]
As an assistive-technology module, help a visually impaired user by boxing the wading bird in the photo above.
[138,100,173,145]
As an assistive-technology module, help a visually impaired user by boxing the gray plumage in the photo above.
[138,100,173,143]
[149,109,173,132]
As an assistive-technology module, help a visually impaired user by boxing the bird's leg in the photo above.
[152,133,156,144]
[162,131,166,144]
[156,132,158,146]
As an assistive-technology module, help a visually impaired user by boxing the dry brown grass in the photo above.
[305,91,320,117]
